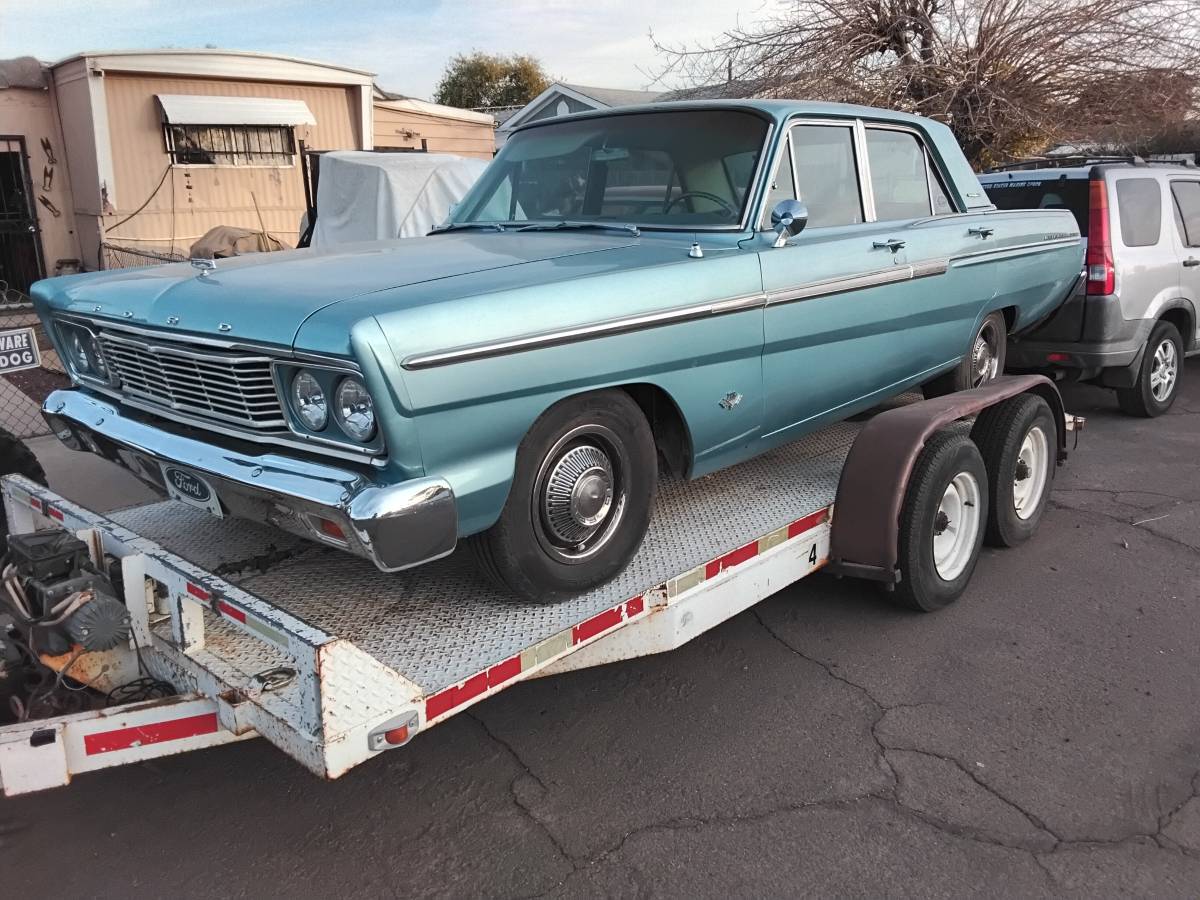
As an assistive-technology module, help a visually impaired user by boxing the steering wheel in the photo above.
[664,191,738,219]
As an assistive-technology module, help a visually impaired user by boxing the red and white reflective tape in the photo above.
[424,593,649,723]
[83,711,219,756]
[183,578,290,650]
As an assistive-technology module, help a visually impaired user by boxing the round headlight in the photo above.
[66,329,91,374]
[291,371,328,431]
[334,377,375,442]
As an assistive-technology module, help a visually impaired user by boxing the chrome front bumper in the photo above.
[42,390,458,572]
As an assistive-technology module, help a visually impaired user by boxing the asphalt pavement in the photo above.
[3,370,1199,898]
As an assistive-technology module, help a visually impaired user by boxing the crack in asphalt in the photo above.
[464,712,580,893]
[470,602,1199,897]
[1048,500,1200,556]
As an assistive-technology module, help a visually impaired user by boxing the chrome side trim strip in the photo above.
[766,258,948,306]
[402,293,766,370]
[949,236,1081,266]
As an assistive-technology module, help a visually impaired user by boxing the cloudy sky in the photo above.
[2,0,784,100]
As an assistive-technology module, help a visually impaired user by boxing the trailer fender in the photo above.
[829,375,1066,583]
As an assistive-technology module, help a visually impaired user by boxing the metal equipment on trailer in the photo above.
[0,377,1081,795]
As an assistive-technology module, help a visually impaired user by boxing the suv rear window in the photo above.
[1114,178,1161,247]
[982,178,1089,236]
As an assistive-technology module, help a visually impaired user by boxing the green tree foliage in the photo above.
[433,52,550,109]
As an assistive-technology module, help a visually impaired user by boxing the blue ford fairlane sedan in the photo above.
[32,101,1083,601]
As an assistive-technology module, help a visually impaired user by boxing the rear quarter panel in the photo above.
[982,209,1084,332]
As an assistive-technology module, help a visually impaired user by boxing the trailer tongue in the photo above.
[0,380,1081,795]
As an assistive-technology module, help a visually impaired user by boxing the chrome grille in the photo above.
[96,331,287,431]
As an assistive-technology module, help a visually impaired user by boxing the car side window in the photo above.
[1114,178,1162,247]
[790,124,863,228]
[1170,180,1200,247]
[865,128,934,221]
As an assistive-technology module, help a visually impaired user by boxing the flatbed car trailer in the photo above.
[0,377,1081,795]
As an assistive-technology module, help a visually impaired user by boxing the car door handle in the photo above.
[968,226,994,239]
[872,239,906,252]
[1184,257,1200,267]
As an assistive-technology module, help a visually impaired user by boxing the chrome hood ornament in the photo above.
[190,258,217,277]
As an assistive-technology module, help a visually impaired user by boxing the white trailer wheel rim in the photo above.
[1013,425,1049,520]
[932,471,982,581]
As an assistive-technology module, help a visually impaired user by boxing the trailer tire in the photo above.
[922,311,1007,398]
[971,394,1056,547]
[469,390,656,603]
[0,427,46,547]
[892,430,988,612]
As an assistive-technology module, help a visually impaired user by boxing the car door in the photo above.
[1169,178,1200,347]
[758,120,983,443]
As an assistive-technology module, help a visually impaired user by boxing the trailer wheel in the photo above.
[971,394,1056,547]
[893,431,988,612]
[469,390,656,603]
[0,427,46,547]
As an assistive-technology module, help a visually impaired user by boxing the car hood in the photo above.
[32,232,638,349]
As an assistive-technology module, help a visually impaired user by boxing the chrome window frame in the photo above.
[859,121,963,221]
[757,118,869,230]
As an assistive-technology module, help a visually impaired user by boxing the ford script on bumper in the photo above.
[161,464,223,518]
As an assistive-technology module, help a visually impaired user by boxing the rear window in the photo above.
[1114,178,1162,247]
[982,178,1090,236]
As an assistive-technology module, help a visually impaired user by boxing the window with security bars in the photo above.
[164,124,296,166]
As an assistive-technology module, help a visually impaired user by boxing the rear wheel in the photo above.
[1116,320,1183,417]
[922,311,1008,398]
[469,390,657,603]
[971,394,1056,547]
[892,431,988,612]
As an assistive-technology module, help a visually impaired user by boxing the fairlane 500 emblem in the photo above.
[165,467,211,502]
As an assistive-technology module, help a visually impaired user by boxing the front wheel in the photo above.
[892,431,989,612]
[469,390,657,603]
[922,311,1008,398]
[1116,320,1183,417]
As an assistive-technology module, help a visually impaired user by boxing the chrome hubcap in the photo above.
[932,471,982,581]
[1013,425,1049,520]
[542,444,614,544]
[533,424,628,563]
[971,322,1000,387]
[1150,338,1178,403]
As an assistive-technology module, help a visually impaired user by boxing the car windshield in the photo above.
[453,109,769,230]
[982,177,1090,237]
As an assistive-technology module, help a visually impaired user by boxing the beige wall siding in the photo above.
[0,85,82,282]
[373,105,494,159]
[100,73,362,255]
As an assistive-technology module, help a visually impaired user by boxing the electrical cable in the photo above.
[104,163,173,234]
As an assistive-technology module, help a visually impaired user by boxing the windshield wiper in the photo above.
[517,221,641,237]
[429,222,509,234]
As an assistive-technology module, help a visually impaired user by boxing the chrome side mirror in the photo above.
[771,199,809,248]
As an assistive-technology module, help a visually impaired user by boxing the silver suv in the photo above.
[979,158,1198,416]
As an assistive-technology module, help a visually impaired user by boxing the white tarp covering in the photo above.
[309,151,488,247]
[156,94,316,126]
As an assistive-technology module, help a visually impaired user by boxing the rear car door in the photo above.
[758,120,985,443]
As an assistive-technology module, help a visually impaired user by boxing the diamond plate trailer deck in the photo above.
[0,384,1081,796]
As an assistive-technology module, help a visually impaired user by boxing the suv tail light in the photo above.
[1086,178,1115,295]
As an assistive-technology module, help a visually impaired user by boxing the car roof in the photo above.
[510,98,934,133]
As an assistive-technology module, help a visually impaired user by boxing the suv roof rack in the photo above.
[985,155,1197,173]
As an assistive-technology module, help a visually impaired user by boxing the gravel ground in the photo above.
[2,369,1198,899]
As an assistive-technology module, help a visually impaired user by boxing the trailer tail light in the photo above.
[1086,178,1115,295]
[1046,352,1070,363]
[367,712,419,752]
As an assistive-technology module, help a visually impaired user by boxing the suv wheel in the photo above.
[1117,320,1183,417]
[922,311,1008,398]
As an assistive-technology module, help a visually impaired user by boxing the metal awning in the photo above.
[156,94,316,127]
